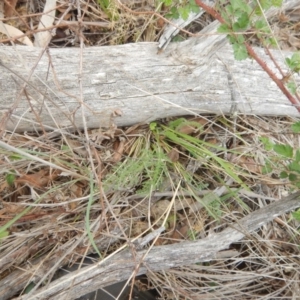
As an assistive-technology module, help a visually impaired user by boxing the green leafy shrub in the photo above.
[260,121,300,188]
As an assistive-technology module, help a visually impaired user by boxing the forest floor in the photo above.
[1,1,300,299]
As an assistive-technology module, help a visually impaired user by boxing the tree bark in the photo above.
[1,2,299,132]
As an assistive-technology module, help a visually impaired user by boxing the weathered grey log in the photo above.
[1,0,300,133]
[16,191,300,300]
[1,42,299,133]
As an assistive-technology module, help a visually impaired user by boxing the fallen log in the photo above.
[0,1,299,133]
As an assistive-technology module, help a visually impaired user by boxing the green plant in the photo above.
[216,0,281,60]
[151,118,246,188]
[103,118,245,220]
[260,122,300,188]
[97,0,116,20]
[195,0,300,111]
[163,0,200,20]
[103,141,170,194]
[286,52,300,74]
[151,118,248,218]
[5,172,16,186]
[285,52,300,94]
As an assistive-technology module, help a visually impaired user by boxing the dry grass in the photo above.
[0,1,300,299]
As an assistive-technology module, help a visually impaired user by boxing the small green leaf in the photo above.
[225,4,234,15]
[272,0,283,7]
[166,7,179,19]
[24,282,36,294]
[279,171,288,178]
[285,57,291,67]
[189,0,200,13]
[289,173,298,181]
[168,118,186,130]
[150,122,157,131]
[292,209,300,221]
[265,37,276,47]
[259,0,273,10]
[294,181,300,188]
[61,145,70,151]
[273,144,293,158]
[286,52,300,72]
[231,0,251,13]
[6,173,15,186]
[232,22,241,31]
[190,4,200,13]
[236,34,245,44]
[295,150,300,162]
[163,0,173,6]
[259,136,274,151]
[235,12,250,30]
[217,24,231,33]
[262,161,273,174]
[232,42,248,60]
[0,230,9,239]
[291,52,300,71]
[227,34,236,44]
[291,121,300,133]
[171,35,185,42]
[9,154,23,160]
[178,6,189,21]
[287,81,297,94]
[288,161,300,173]
[254,6,263,16]
[255,20,269,31]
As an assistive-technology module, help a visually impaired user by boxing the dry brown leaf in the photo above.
[131,220,149,236]
[178,124,197,135]
[0,202,21,219]
[15,169,59,189]
[170,224,189,242]
[229,153,261,174]
[65,138,87,157]
[153,237,165,246]
[4,0,18,17]
[177,117,207,134]
[206,138,218,145]
[156,17,165,29]
[167,148,179,162]
[68,184,84,210]
[193,117,210,126]
[150,200,170,218]
[112,137,125,163]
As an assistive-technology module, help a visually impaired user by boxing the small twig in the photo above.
[264,46,286,78]
[195,0,225,23]
[244,43,300,112]
[133,226,166,250]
